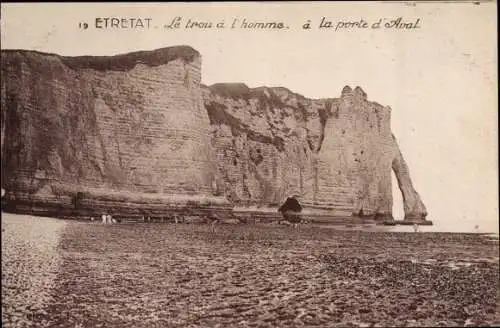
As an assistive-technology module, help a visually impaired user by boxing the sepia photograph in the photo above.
[1,2,498,327]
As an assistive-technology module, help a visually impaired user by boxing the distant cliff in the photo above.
[0,46,427,222]
[203,83,427,221]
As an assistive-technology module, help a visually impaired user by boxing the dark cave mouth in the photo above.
[278,196,302,213]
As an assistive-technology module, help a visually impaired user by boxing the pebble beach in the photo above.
[2,213,499,327]
[2,214,67,327]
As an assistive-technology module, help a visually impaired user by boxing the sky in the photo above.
[1,2,498,232]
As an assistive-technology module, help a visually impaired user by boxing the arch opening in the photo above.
[392,170,404,220]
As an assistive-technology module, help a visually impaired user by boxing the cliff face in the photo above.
[1,47,230,218]
[203,84,427,221]
[1,46,427,222]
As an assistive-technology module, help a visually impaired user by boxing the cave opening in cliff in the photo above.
[278,196,302,223]
[279,197,302,213]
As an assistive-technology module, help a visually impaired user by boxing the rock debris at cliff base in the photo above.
[2,213,498,327]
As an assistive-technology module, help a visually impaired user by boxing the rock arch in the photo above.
[392,140,428,221]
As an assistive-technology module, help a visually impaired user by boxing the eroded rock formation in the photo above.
[204,84,427,222]
[0,46,427,222]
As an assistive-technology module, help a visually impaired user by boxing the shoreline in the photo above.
[2,210,497,235]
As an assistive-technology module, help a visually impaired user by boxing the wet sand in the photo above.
[2,213,499,327]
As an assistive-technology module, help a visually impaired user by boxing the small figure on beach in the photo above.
[474,224,479,232]
[208,213,220,232]
[413,223,420,232]
[102,214,107,224]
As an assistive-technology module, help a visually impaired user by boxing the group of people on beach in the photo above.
[99,214,114,224]
[93,214,188,225]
